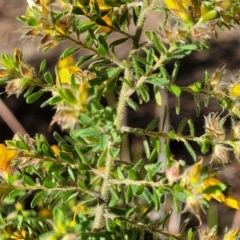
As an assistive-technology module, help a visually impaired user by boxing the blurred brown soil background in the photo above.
[1,0,240,235]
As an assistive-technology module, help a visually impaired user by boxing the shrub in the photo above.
[0,0,240,239]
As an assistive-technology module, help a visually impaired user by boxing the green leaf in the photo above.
[103,77,117,96]
[76,55,94,67]
[72,6,85,15]
[145,48,154,72]
[171,61,179,82]
[9,189,23,199]
[39,59,46,78]
[58,88,77,105]
[177,117,188,134]
[109,38,128,48]
[42,143,55,158]
[187,228,194,240]
[109,186,119,207]
[194,95,200,117]
[97,148,108,168]
[145,31,167,53]
[68,167,76,181]
[60,46,79,60]
[59,152,75,164]
[126,185,133,204]
[72,128,102,138]
[154,87,162,106]
[134,184,144,195]
[146,117,159,131]
[189,82,202,93]
[16,140,29,150]
[31,191,45,208]
[168,130,175,139]
[23,175,35,186]
[95,16,109,27]
[125,206,137,218]
[152,188,160,211]
[168,84,181,97]
[132,58,144,78]
[137,85,150,103]
[183,141,197,161]
[27,18,39,26]
[78,21,95,34]
[126,98,139,111]
[188,119,195,137]
[62,191,78,203]
[143,136,150,159]
[176,97,180,115]
[26,91,43,104]
[44,180,56,188]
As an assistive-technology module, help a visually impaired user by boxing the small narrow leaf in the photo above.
[169,84,181,97]
[194,95,200,117]
[26,91,43,104]
[154,87,162,106]
[60,46,79,60]
[31,191,45,208]
[23,175,35,186]
[43,71,54,86]
[126,185,133,204]
[188,119,195,137]
[153,188,160,211]
[183,141,197,161]
[177,117,188,134]
[44,180,56,188]
[171,61,179,82]
[143,136,150,159]
[59,152,74,164]
[58,88,77,105]
[146,117,159,131]
[39,59,46,77]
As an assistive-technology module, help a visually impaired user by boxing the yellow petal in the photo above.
[51,145,60,155]
[0,144,17,169]
[230,83,240,97]
[211,191,226,203]
[90,0,111,11]
[224,194,240,209]
[189,160,202,184]
[163,0,191,22]
[57,56,75,69]
[223,229,240,240]
[203,177,224,188]
[99,15,112,33]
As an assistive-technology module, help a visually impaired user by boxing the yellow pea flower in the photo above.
[230,83,240,97]
[0,144,17,174]
[224,194,240,209]
[70,205,86,228]
[203,178,240,209]
[90,0,112,11]
[9,229,27,240]
[51,145,60,155]
[163,0,191,22]
[56,56,82,85]
[99,14,112,33]
[223,229,240,240]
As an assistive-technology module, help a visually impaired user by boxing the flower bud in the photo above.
[212,144,230,164]
[186,195,202,225]
[166,161,180,185]
[232,123,240,140]
[204,113,226,140]
[199,10,218,23]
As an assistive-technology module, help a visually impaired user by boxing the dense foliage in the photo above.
[0,0,240,239]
